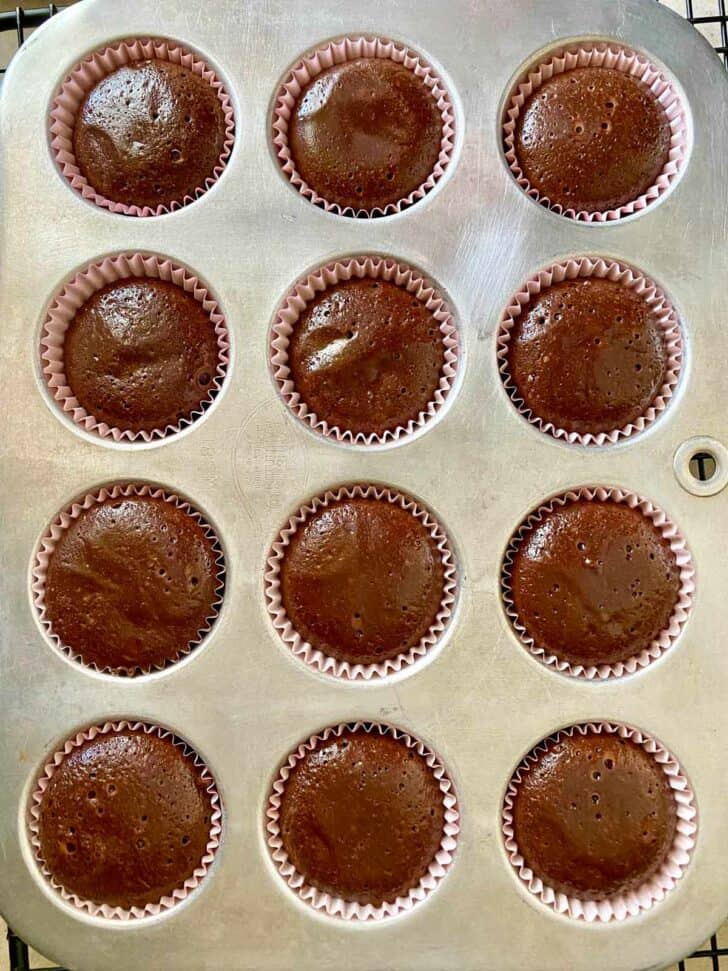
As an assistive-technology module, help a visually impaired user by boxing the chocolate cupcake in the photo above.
[50,39,235,216]
[35,486,224,675]
[41,254,229,443]
[266,723,459,918]
[64,279,219,434]
[267,486,456,679]
[497,258,682,445]
[30,722,221,916]
[502,489,693,677]
[273,38,455,216]
[502,723,697,920]
[503,45,688,221]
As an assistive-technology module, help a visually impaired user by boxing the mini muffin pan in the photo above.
[0,1,726,968]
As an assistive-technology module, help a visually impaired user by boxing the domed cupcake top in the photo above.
[506,497,682,669]
[33,725,218,912]
[287,277,446,437]
[275,726,446,906]
[72,58,228,211]
[508,727,677,898]
[63,278,221,435]
[38,489,223,674]
[513,66,671,214]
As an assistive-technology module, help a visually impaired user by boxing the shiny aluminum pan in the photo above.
[0,1,727,968]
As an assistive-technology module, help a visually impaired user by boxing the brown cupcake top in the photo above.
[63,279,220,434]
[36,727,215,909]
[73,59,227,210]
[510,729,677,898]
[42,494,221,673]
[506,278,669,435]
[288,278,445,436]
[278,727,445,905]
[508,499,681,668]
[279,497,445,667]
[513,66,671,213]
[289,57,443,211]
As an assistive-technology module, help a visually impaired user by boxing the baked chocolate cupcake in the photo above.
[63,278,221,435]
[512,65,671,214]
[33,724,218,911]
[508,727,677,898]
[506,497,682,669]
[39,489,223,674]
[275,726,446,906]
[274,38,456,217]
[72,57,227,210]
[287,277,446,437]
[506,277,669,436]
[277,494,446,668]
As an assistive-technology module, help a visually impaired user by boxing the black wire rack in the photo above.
[1,1,727,969]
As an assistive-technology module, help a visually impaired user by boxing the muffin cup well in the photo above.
[501,487,695,680]
[502,43,688,222]
[272,35,456,218]
[502,721,697,922]
[496,257,683,446]
[40,253,230,443]
[265,484,457,681]
[31,483,226,677]
[265,721,460,920]
[49,37,236,217]
[270,256,459,446]
[28,720,223,920]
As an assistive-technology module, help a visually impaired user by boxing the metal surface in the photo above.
[0,1,727,969]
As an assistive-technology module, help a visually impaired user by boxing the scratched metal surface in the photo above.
[0,1,727,969]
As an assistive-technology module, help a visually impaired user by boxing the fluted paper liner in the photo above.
[40,253,230,442]
[501,487,695,680]
[32,483,226,676]
[503,43,689,222]
[50,38,236,217]
[265,721,460,920]
[271,256,459,446]
[496,257,683,445]
[502,721,697,922]
[28,720,223,920]
[272,36,456,218]
[265,484,457,681]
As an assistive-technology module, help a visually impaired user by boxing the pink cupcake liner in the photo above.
[270,256,459,446]
[32,483,226,677]
[502,42,689,222]
[265,721,460,920]
[272,36,456,218]
[501,486,695,680]
[265,484,457,681]
[40,253,230,443]
[49,37,236,217]
[502,721,697,922]
[496,257,683,446]
[28,720,223,920]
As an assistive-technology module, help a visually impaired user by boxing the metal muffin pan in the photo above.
[0,0,726,968]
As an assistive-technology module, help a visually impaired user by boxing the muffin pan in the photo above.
[0,0,726,968]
